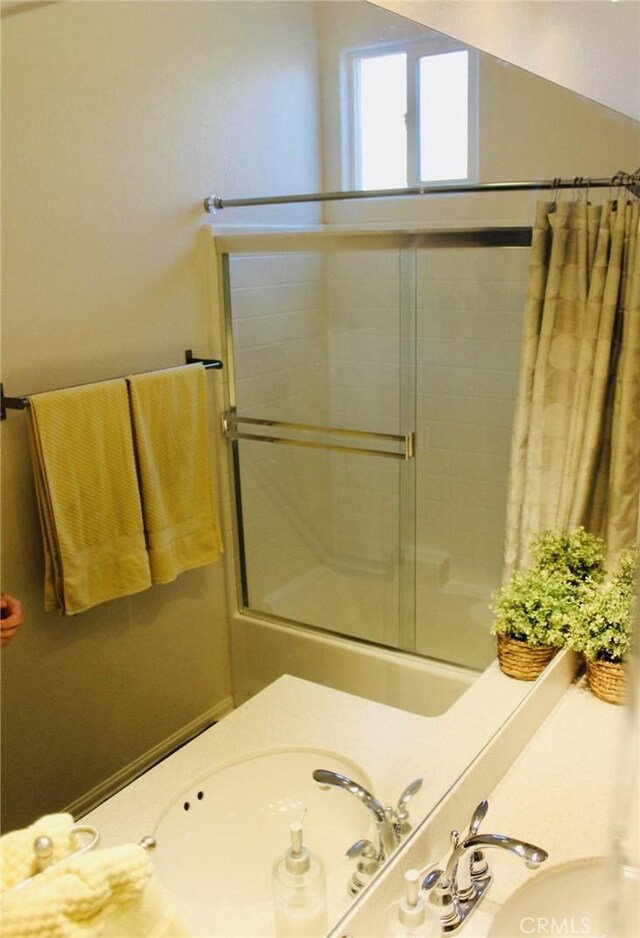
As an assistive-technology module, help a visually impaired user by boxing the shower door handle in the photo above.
[222,413,415,461]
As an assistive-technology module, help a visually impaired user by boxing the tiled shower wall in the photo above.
[228,253,332,606]
[325,250,403,572]
[416,248,530,586]
[414,247,530,665]
[227,244,531,668]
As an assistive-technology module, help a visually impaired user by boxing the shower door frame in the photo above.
[213,225,532,658]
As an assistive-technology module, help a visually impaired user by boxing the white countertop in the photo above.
[457,678,627,936]
[334,674,628,938]
[78,654,576,937]
[81,665,530,851]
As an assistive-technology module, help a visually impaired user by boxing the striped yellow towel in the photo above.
[28,381,152,615]
[128,364,223,584]
[0,842,190,937]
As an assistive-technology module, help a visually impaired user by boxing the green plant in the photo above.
[491,568,589,647]
[613,545,639,594]
[529,526,606,586]
[570,546,638,664]
[491,526,605,649]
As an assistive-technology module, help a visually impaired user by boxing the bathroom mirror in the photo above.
[223,0,638,683]
[1,8,637,931]
[212,4,638,925]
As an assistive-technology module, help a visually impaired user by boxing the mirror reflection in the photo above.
[1,2,638,935]
[223,0,639,683]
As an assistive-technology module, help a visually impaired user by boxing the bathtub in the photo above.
[79,668,536,937]
[230,612,479,717]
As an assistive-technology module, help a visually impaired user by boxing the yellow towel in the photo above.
[27,381,152,615]
[0,843,189,937]
[128,364,223,584]
[0,814,81,892]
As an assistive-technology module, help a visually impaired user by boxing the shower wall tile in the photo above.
[227,244,529,659]
[228,253,332,602]
[416,246,529,594]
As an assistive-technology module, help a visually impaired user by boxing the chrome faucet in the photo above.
[313,769,423,894]
[422,800,548,935]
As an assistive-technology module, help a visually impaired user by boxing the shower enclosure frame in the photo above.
[212,224,532,666]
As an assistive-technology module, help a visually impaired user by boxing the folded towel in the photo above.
[128,364,223,584]
[0,842,189,937]
[0,814,81,891]
[28,381,152,614]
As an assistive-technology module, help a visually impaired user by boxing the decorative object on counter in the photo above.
[0,814,188,937]
[271,819,327,938]
[385,868,439,937]
[569,546,638,704]
[492,527,605,680]
[0,814,91,891]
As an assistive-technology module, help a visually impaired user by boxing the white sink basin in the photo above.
[150,748,374,937]
[488,857,639,938]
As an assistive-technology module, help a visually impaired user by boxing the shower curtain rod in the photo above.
[204,172,640,213]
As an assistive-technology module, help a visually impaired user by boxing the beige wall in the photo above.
[3,0,637,833]
[318,2,639,226]
[369,0,640,121]
[0,0,321,830]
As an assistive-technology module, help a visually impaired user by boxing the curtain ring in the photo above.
[611,171,626,204]
[574,176,589,203]
[609,172,621,207]
[572,176,580,201]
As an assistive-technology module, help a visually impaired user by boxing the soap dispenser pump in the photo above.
[385,869,439,936]
[272,820,328,938]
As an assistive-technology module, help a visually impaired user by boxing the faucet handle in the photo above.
[421,868,444,892]
[394,778,423,837]
[396,778,423,814]
[345,839,381,896]
[421,867,458,925]
[466,799,489,839]
[345,838,378,860]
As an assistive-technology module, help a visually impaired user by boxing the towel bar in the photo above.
[0,351,223,419]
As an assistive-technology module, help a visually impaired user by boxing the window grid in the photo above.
[346,38,478,191]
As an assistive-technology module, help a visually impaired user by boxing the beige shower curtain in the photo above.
[504,198,640,577]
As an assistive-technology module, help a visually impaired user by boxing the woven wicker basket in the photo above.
[585,658,627,705]
[496,633,558,681]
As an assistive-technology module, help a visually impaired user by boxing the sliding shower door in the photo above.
[413,243,531,669]
[223,243,417,651]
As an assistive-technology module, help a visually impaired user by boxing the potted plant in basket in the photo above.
[529,527,606,589]
[569,546,638,704]
[491,527,605,680]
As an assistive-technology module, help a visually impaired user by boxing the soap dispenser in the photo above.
[385,869,439,936]
[272,820,328,938]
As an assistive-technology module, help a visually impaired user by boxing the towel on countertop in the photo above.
[0,814,82,892]
[128,364,223,584]
[0,842,189,938]
[27,381,152,615]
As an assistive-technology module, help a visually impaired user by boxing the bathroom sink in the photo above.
[150,748,374,937]
[488,857,638,938]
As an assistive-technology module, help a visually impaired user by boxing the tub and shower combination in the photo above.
[212,223,533,716]
[81,218,549,937]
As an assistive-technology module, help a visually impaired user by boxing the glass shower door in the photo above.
[223,246,416,650]
[414,244,530,669]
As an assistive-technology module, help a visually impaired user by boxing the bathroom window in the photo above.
[345,39,478,190]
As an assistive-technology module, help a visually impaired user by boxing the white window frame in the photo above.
[343,37,479,191]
